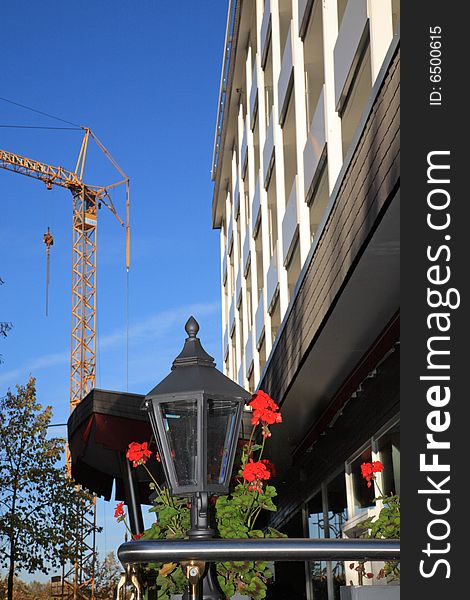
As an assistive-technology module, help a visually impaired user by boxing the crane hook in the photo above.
[43,226,54,249]
[43,227,54,316]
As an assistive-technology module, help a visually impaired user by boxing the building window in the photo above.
[278,0,292,52]
[309,162,329,243]
[245,263,253,330]
[346,445,375,521]
[236,216,241,266]
[286,237,301,300]
[282,92,297,204]
[303,0,325,129]
[248,367,255,394]
[306,472,348,599]
[337,0,348,29]
[248,4,257,71]
[221,217,226,249]
[238,297,245,366]
[345,418,401,526]
[270,294,280,345]
[340,43,372,158]
[253,111,260,179]
[267,173,277,258]
[223,282,229,331]
[230,330,237,379]
[229,247,235,296]
[376,419,400,496]
[264,41,274,128]
[258,333,266,373]
[244,190,250,229]
[254,226,264,301]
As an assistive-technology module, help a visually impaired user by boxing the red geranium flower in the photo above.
[126,441,152,467]
[132,533,144,540]
[249,390,282,427]
[114,502,125,518]
[242,458,271,483]
[261,458,276,477]
[360,461,384,488]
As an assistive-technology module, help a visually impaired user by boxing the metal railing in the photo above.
[118,537,400,564]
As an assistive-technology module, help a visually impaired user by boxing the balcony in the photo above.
[223,325,229,360]
[242,228,251,276]
[255,294,265,349]
[238,363,244,387]
[298,0,314,38]
[229,297,235,334]
[245,330,254,375]
[303,87,326,202]
[240,124,248,178]
[249,61,258,127]
[236,271,242,307]
[233,177,240,216]
[260,0,272,67]
[278,21,294,126]
[266,243,279,312]
[334,0,369,113]
[222,252,227,285]
[282,176,299,266]
[227,217,233,253]
[251,176,261,236]
[262,111,274,189]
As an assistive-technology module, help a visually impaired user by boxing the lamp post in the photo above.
[144,317,251,599]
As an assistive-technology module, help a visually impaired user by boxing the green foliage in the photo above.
[362,494,400,580]
[137,490,191,597]
[215,484,284,600]
[0,377,79,600]
[137,464,284,599]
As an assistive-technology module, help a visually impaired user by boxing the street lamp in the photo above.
[143,316,251,598]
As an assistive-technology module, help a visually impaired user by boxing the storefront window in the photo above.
[376,421,400,496]
[308,491,328,599]
[347,446,375,518]
[307,471,347,600]
[326,473,347,599]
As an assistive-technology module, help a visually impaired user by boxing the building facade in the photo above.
[211,1,400,597]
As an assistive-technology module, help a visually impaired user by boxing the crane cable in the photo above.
[126,268,130,392]
[0,96,82,128]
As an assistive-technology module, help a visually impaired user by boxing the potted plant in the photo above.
[116,391,285,600]
[341,461,400,600]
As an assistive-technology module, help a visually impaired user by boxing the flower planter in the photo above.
[340,585,400,600]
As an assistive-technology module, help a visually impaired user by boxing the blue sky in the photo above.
[1,0,227,576]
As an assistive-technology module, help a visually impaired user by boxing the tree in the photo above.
[0,277,13,364]
[94,552,122,600]
[0,377,78,600]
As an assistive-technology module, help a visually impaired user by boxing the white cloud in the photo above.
[0,301,220,387]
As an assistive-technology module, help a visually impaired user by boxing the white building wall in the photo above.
[215,0,399,390]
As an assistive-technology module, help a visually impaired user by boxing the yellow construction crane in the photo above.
[0,127,130,599]
[0,127,130,411]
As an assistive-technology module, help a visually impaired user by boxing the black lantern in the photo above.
[144,316,251,497]
[144,317,251,599]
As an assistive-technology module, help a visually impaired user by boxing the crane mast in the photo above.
[0,128,130,600]
[70,185,98,410]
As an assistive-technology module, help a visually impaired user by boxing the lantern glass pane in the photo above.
[159,399,198,487]
[206,398,239,485]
